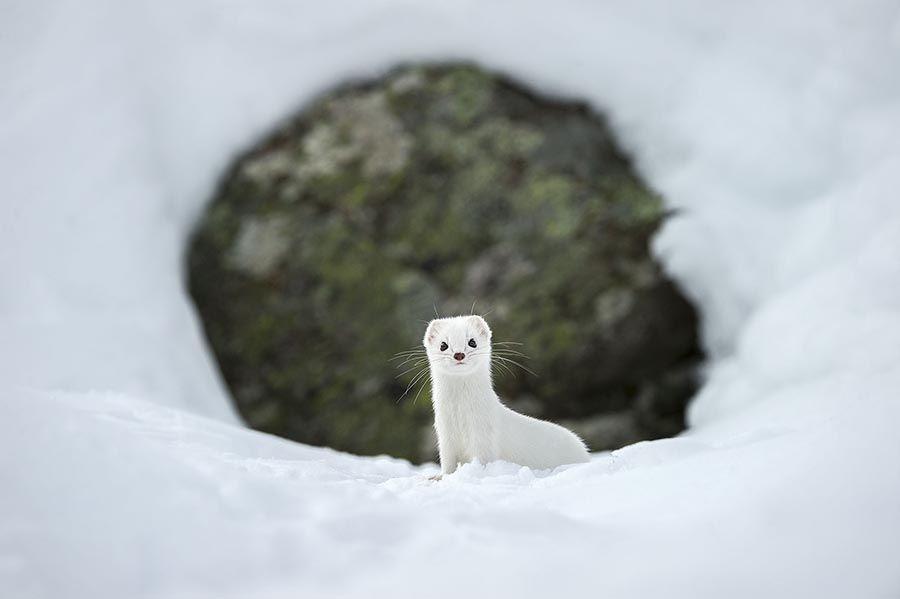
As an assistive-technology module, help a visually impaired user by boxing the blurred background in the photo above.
[187,63,703,461]
[4,2,900,597]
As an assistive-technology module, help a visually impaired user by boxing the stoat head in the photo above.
[423,315,492,377]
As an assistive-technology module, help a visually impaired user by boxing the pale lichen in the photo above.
[227,215,292,277]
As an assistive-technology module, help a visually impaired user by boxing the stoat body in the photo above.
[424,315,590,474]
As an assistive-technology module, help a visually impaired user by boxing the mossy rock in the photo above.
[188,63,702,461]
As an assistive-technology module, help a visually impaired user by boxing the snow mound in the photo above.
[2,0,900,597]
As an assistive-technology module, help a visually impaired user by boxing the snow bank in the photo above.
[2,0,899,597]
[5,388,897,598]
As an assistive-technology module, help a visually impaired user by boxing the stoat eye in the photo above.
[439,342,448,351]
[468,338,477,348]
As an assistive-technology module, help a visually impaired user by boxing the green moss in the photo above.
[435,66,493,125]
[477,118,543,158]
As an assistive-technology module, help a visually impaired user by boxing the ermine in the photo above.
[423,315,590,475]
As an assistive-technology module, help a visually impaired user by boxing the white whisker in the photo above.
[395,359,428,378]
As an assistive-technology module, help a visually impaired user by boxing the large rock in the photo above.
[188,63,702,461]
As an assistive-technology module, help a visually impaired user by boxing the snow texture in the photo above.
[2,0,900,597]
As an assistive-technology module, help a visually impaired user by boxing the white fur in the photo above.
[424,315,590,474]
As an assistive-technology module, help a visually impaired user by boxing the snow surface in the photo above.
[2,0,900,597]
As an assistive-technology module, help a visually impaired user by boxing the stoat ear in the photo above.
[423,320,442,346]
[468,315,492,340]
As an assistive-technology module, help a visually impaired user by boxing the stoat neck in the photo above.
[431,367,495,404]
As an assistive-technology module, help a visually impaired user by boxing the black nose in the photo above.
[453,352,466,361]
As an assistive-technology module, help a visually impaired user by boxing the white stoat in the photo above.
[423,315,590,475]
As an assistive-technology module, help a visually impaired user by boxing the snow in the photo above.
[2,0,900,597]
